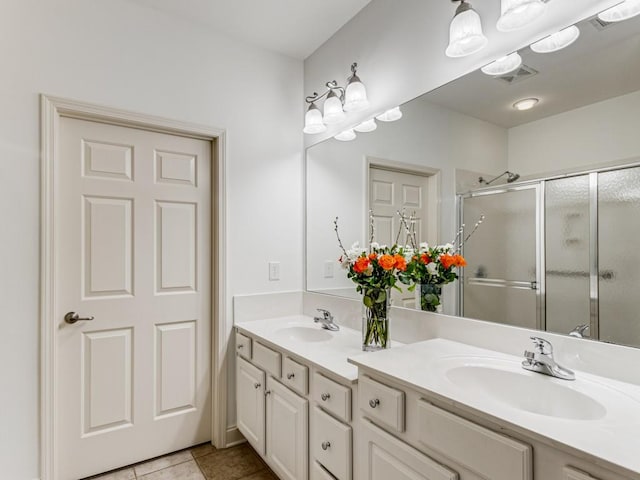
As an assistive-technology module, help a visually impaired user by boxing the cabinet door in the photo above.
[266,377,309,480]
[361,419,458,480]
[237,356,266,455]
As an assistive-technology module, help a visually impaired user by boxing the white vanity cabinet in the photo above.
[236,355,266,455]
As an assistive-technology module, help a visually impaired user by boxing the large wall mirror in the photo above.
[305,12,640,348]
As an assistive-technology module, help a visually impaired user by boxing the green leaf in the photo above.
[363,295,374,308]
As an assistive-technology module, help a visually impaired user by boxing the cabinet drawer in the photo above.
[361,419,458,480]
[563,467,601,480]
[313,372,351,422]
[283,356,309,396]
[253,341,282,378]
[417,401,532,480]
[311,461,337,480]
[359,375,405,432]
[312,407,352,480]
[235,331,252,359]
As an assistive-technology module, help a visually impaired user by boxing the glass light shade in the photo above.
[598,0,640,22]
[446,7,488,58]
[481,52,523,76]
[513,97,539,111]
[303,104,327,134]
[334,129,356,141]
[531,25,580,53]
[496,0,547,32]
[376,107,403,122]
[354,119,377,133]
[323,91,346,124]
[344,78,370,112]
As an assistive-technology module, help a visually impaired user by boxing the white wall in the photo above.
[303,0,622,148]
[508,89,640,176]
[0,1,302,478]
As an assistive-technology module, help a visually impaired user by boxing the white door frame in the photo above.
[40,95,228,480]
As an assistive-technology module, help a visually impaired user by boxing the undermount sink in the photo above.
[274,325,333,342]
[444,360,607,421]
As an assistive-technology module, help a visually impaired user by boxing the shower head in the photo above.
[478,170,520,186]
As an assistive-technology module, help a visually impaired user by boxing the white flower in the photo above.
[364,265,373,276]
[439,243,454,253]
[370,242,380,250]
[419,242,429,252]
[426,262,438,275]
[379,244,388,250]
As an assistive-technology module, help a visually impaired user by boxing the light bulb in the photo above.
[344,76,370,112]
[303,103,327,134]
[481,52,523,76]
[354,119,377,133]
[323,90,345,125]
[513,98,539,111]
[376,107,403,122]
[531,25,580,53]
[334,129,356,141]
[598,0,640,22]
[496,0,546,32]
[446,1,488,58]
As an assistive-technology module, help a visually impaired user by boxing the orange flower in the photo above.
[420,253,431,264]
[378,254,396,271]
[453,254,467,267]
[353,257,370,274]
[368,253,378,261]
[393,254,407,271]
[440,254,456,269]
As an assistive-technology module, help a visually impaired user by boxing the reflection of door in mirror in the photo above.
[369,165,431,308]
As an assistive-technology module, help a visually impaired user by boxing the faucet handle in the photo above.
[530,336,553,355]
[316,308,333,320]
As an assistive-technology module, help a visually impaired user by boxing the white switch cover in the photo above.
[323,260,334,278]
[269,261,280,281]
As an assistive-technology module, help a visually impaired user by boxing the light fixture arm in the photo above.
[478,170,519,185]
[305,81,346,105]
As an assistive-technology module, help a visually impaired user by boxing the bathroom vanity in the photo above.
[235,311,640,480]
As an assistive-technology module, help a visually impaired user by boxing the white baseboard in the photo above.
[225,426,245,447]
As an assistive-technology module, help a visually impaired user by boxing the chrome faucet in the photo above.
[314,309,339,331]
[522,336,575,381]
[569,324,590,338]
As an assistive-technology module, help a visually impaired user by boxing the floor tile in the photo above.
[239,469,278,480]
[190,442,217,458]
[84,467,136,480]
[134,449,194,477]
[195,444,265,480]
[138,459,205,480]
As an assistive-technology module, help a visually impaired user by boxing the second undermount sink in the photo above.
[444,360,608,421]
[274,325,333,343]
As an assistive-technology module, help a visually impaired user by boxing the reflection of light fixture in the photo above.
[354,119,377,133]
[334,129,356,141]
[481,52,522,76]
[513,98,539,110]
[531,25,580,53]
[376,106,403,122]
[598,0,640,22]
[303,102,327,134]
[445,0,488,58]
[496,0,547,32]
[303,62,369,133]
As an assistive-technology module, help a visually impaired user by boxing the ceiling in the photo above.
[126,0,371,59]
[425,13,640,128]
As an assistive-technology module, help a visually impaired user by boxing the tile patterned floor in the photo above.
[85,443,278,480]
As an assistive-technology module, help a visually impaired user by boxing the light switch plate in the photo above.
[269,261,280,281]
[323,260,334,278]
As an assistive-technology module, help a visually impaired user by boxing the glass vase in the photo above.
[361,288,391,351]
[416,283,443,312]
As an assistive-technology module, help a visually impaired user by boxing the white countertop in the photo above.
[349,338,640,476]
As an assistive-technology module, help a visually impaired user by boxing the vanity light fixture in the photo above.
[531,25,580,53]
[496,0,547,32]
[513,97,539,110]
[598,0,640,22]
[375,106,403,122]
[481,52,523,76]
[445,0,488,58]
[303,62,369,134]
[334,129,357,141]
[354,119,378,133]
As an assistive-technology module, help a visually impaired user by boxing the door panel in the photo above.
[57,117,212,479]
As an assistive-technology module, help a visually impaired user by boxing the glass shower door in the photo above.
[461,186,539,329]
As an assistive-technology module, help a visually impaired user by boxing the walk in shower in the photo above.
[459,163,640,348]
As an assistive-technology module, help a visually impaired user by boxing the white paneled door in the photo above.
[56,117,212,480]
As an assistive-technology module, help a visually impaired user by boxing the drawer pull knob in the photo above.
[287,373,295,379]
[369,398,380,408]
[237,344,244,349]
[254,383,261,389]
[321,393,331,401]
[321,441,331,451]
[265,390,272,396]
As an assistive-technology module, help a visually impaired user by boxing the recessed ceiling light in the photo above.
[334,129,356,141]
[481,52,523,76]
[531,25,580,53]
[513,98,539,111]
